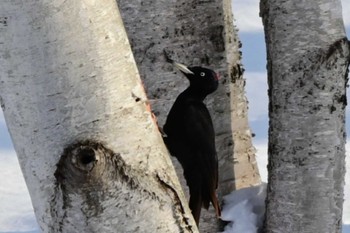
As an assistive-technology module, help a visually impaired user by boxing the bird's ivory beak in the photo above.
[173,62,194,75]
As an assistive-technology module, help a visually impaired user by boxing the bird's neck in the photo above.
[181,86,207,101]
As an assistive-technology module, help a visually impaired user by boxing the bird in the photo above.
[163,54,221,226]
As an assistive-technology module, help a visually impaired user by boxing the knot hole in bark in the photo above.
[55,140,115,185]
[72,147,97,171]
[53,141,123,222]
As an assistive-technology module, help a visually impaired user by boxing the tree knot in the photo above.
[55,140,114,185]
[71,146,98,172]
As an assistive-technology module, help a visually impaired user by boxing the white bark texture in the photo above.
[0,1,197,232]
[260,0,350,232]
[117,0,261,231]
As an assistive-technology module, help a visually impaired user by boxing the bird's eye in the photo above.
[200,72,205,77]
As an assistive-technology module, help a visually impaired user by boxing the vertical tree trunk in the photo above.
[260,0,350,232]
[226,1,262,191]
[118,0,261,231]
[0,1,197,232]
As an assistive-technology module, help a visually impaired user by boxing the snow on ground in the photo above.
[0,150,38,232]
[221,183,266,233]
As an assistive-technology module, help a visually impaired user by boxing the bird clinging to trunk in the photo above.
[163,54,221,225]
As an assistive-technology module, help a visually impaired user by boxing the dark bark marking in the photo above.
[151,88,167,99]
[198,0,215,3]
[156,174,196,232]
[288,38,349,82]
[230,64,244,83]
[325,37,349,60]
[209,25,225,52]
[201,54,210,65]
[336,94,347,108]
[0,17,8,27]
[0,96,4,110]
[140,42,155,63]
[131,92,142,103]
[299,79,305,88]
[163,49,174,63]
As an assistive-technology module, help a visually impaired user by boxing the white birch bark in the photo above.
[118,0,261,231]
[0,1,197,232]
[260,0,350,232]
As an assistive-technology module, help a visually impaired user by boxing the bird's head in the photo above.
[173,62,219,95]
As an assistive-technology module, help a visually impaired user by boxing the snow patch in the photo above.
[0,150,38,232]
[221,183,266,233]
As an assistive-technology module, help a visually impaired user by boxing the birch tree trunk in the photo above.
[0,1,197,232]
[260,0,350,232]
[118,0,261,231]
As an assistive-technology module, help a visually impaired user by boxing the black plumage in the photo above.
[163,58,221,225]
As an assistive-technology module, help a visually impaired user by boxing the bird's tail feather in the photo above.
[210,191,221,218]
[189,188,202,226]
[203,189,221,218]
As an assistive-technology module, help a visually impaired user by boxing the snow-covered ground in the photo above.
[221,184,266,233]
[0,150,37,232]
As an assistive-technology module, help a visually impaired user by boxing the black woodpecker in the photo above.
[163,57,221,225]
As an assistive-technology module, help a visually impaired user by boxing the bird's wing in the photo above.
[182,101,220,216]
[183,101,216,157]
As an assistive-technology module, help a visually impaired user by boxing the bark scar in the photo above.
[0,95,4,109]
[325,37,350,60]
[156,173,196,232]
[0,17,8,27]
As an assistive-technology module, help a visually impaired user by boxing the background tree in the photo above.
[260,0,350,232]
[117,0,261,230]
[0,0,197,232]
